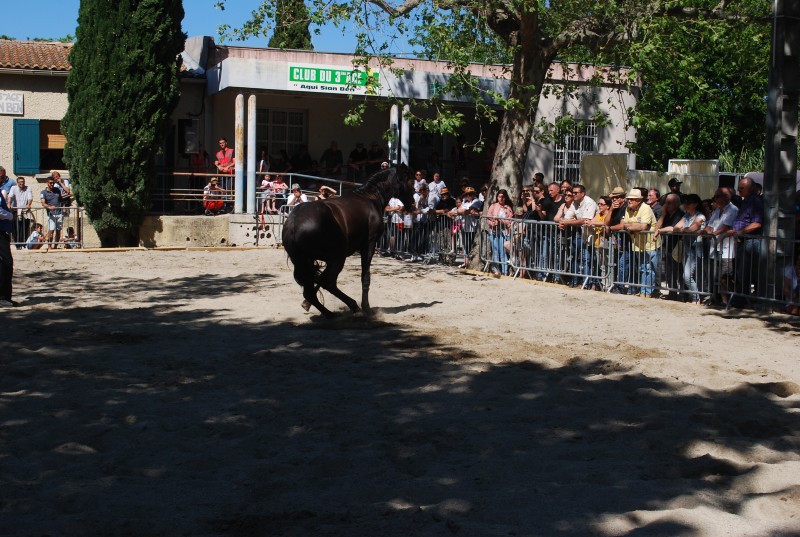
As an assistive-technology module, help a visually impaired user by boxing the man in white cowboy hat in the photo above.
[620,188,660,297]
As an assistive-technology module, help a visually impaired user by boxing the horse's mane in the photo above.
[353,167,401,207]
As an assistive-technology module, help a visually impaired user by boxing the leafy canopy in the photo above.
[217,0,771,179]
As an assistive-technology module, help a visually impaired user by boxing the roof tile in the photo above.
[0,40,72,71]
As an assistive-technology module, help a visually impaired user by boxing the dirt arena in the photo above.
[2,248,800,536]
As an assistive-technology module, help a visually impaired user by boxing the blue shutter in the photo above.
[13,119,40,175]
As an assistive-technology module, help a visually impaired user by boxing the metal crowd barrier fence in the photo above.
[606,230,718,301]
[480,219,608,287]
[9,206,84,250]
[154,171,356,215]
[723,233,799,312]
[473,217,800,313]
[377,213,469,266]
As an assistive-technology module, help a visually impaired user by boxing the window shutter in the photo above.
[13,119,40,175]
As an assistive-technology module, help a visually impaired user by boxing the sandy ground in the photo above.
[1,248,800,537]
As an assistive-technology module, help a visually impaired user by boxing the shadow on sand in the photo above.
[1,270,799,536]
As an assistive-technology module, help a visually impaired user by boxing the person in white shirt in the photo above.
[557,184,597,287]
[428,171,446,198]
[286,184,308,208]
[7,176,33,247]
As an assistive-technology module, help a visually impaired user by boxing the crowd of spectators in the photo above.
[378,169,797,311]
[1,167,79,250]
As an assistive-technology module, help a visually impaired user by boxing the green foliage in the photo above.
[62,0,185,247]
[719,146,765,173]
[31,35,75,43]
[220,0,772,192]
[618,10,770,171]
[268,0,313,49]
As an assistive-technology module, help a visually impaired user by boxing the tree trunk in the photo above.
[466,42,555,270]
[99,228,138,248]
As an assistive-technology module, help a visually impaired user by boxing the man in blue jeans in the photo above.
[621,188,660,296]
[729,177,763,306]
[0,190,14,307]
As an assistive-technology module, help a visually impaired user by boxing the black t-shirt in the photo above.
[349,148,368,163]
[609,204,627,226]
[434,197,456,212]
[539,197,564,222]
[663,209,685,228]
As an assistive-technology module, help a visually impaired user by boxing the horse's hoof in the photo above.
[301,300,311,312]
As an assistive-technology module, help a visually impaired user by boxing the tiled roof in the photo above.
[0,40,72,71]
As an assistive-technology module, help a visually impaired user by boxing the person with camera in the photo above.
[514,185,540,272]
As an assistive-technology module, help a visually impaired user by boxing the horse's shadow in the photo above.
[374,301,442,315]
[300,301,444,325]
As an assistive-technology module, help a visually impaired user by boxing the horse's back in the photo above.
[283,196,380,262]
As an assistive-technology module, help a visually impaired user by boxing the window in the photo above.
[13,119,66,174]
[256,108,306,156]
[553,120,597,184]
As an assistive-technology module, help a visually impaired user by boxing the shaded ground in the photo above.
[1,249,799,536]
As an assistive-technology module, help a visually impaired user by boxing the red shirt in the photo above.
[216,147,234,173]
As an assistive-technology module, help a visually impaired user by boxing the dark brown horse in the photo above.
[282,164,415,318]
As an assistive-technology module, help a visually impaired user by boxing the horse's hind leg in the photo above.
[319,257,359,313]
[294,262,333,318]
[302,283,336,318]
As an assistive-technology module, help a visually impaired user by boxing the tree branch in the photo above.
[366,0,427,17]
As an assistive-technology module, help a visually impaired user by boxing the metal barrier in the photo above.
[153,171,356,215]
[10,206,84,250]
[723,234,799,312]
[482,219,607,287]
[377,214,466,266]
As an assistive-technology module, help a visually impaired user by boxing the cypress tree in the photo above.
[268,0,312,50]
[63,0,185,247]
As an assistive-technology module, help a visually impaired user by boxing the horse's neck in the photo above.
[360,176,393,208]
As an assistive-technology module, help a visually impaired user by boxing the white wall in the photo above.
[526,83,637,182]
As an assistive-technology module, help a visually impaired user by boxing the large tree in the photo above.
[63,0,185,247]
[607,13,770,171]
[221,1,768,184]
[269,0,313,49]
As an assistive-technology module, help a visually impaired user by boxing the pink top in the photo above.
[486,202,513,231]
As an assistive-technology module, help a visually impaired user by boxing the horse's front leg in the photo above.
[360,244,375,313]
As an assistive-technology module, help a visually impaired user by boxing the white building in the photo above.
[0,36,638,205]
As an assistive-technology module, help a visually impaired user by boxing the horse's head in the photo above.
[393,162,417,209]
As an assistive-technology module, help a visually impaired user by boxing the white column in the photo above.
[389,104,400,165]
[234,93,245,214]
[401,104,411,166]
[247,94,257,214]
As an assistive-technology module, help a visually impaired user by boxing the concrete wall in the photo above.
[138,213,283,248]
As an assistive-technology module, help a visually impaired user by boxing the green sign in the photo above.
[289,66,378,87]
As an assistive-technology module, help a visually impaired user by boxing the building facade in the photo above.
[0,37,638,211]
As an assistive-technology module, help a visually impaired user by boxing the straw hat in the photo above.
[625,188,644,199]
[609,186,625,197]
